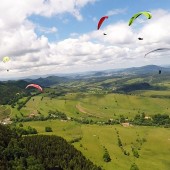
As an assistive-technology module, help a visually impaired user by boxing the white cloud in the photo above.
[36,26,58,34]
[1,4,170,79]
[106,8,127,16]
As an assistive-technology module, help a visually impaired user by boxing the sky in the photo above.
[1,0,170,79]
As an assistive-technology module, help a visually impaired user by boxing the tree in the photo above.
[45,127,53,132]
[103,152,111,162]
[0,125,101,170]
[103,147,111,162]
[132,148,139,158]
[130,163,139,170]
[19,123,23,127]
[27,126,38,134]
[118,138,122,147]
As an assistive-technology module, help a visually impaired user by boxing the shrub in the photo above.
[45,127,53,132]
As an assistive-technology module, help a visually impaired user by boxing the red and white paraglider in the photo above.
[25,84,43,92]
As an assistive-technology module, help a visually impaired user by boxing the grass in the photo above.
[20,121,170,170]
[4,84,170,170]
[20,120,82,141]
[76,93,170,119]
[9,91,170,121]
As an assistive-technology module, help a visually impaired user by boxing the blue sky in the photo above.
[0,0,170,79]
[29,0,170,41]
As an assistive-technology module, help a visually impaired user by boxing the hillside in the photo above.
[1,65,168,83]
[0,124,101,170]
[1,65,170,170]
[0,80,28,105]
[25,76,70,87]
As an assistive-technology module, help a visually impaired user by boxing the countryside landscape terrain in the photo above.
[1,65,170,170]
[1,0,170,169]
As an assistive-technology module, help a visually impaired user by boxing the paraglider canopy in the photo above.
[128,11,152,26]
[144,48,170,57]
[25,84,43,92]
[97,16,108,30]
[2,56,10,63]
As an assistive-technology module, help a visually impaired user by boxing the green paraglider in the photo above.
[128,11,152,26]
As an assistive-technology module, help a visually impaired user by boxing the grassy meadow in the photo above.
[11,88,170,170]
[1,75,170,170]
[20,120,170,170]
[10,91,170,121]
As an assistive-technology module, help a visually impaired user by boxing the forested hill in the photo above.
[115,82,152,93]
[25,76,70,87]
[0,80,28,105]
[0,124,101,170]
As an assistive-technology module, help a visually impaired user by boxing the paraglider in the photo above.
[2,56,10,63]
[144,48,170,74]
[103,33,107,35]
[2,56,10,72]
[128,11,152,26]
[138,37,143,40]
[25,84,43,92]
[144,48,170,57]
[97,16,108,30]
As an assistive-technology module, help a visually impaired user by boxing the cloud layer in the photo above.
[0,1,170,79]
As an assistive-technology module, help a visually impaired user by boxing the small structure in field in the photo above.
[121,122,130,127]
[144,116,151,120]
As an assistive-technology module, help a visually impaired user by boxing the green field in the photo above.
[10,91,170,121]
[1,76,170,170]
[11,90,170,170]
[20,120,170,170]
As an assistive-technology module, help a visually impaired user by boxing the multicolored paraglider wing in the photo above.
[2,56,10,63]
[128,11,152,26]
[25,84,43,92]
[144,48,170,57]
[97,16,108,30]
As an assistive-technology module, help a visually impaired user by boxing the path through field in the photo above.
[76,103,102,118]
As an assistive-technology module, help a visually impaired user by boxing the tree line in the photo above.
[0,124,101,170]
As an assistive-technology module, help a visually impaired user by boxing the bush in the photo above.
[130,163,139,170]
[103,147,111,162]
[45,127,52,132]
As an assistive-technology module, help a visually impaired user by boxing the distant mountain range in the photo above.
[64,65,170,79]
[25,76,70,87]
[0,65,170,98]
[1,65,170,86]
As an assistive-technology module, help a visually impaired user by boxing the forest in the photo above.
[0,124,101,170]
